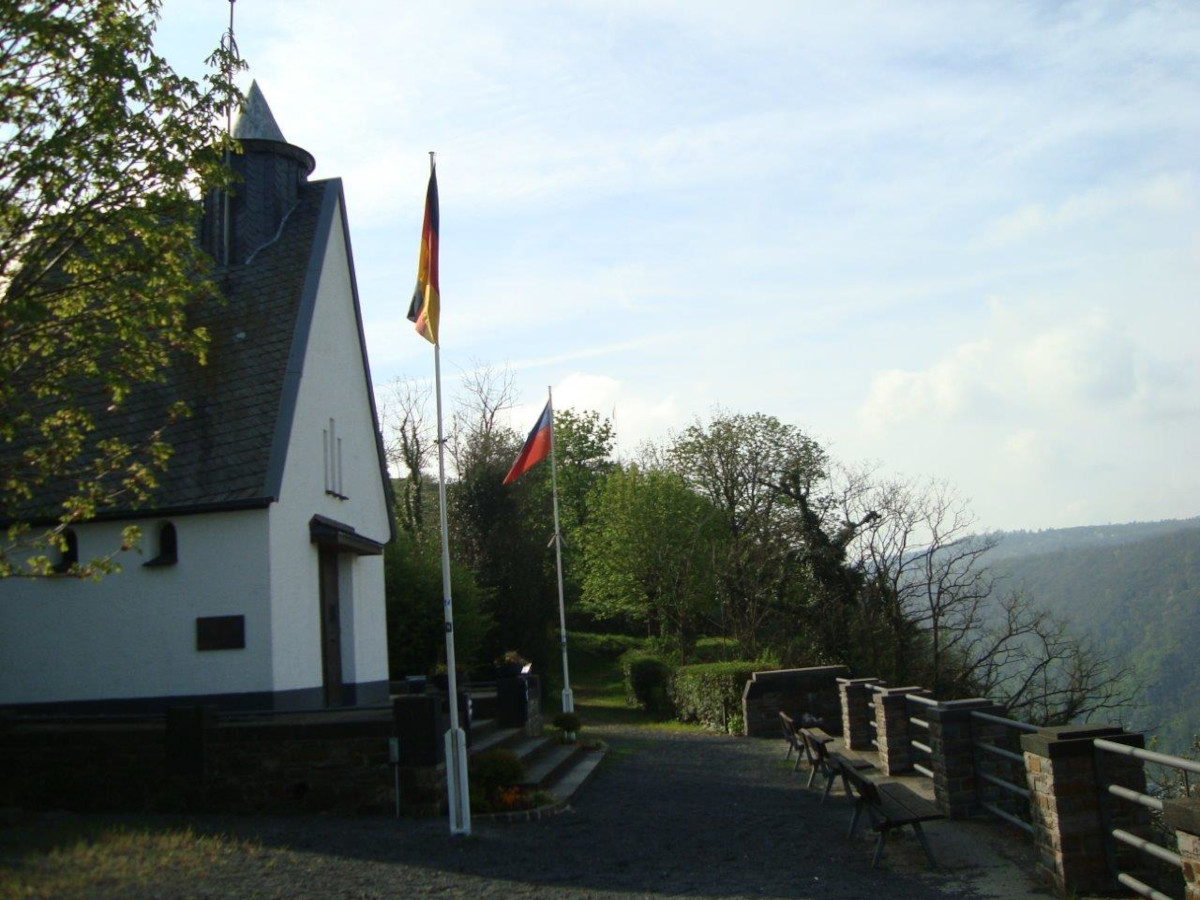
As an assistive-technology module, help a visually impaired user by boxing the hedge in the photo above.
[569,632,645,658]
[620,651,674,719]
[669,661,758,734]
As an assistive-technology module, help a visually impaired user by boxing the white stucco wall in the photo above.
[0,510,273,706]
[267,192,390,698]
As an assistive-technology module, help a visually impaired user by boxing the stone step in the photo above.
[506,735,556,767]
[520,741,585,790]
[469,723,525,755]
[470,717,501,740]
[544,745,604,802]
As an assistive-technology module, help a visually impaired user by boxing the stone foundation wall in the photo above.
[0,719,166,811]
[0,710,404,815]
[741,666,849,738]
[206,718,395,814]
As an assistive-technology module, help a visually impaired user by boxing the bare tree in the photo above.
[450,361,517,475]
[379,377,433,533]
[840,474,1135,725]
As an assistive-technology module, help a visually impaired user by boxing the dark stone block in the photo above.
[1164,798,1200,836]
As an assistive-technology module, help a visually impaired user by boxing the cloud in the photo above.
[980,174,1196,247]
[860,305,1147,432]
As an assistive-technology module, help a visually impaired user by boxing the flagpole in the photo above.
[547,386,574,717]
[426,152,470,836]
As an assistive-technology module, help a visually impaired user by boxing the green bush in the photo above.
[469,749,526,813]
[669,661,758,734]
[620,652,674,719]
[691,637,741,663]
[552,712,582,735]
[569,632,645,658]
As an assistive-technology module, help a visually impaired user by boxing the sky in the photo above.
[154,1,1200,533]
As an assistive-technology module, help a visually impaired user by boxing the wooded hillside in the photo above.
[990,518,1200,753]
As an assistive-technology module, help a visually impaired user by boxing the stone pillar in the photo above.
[838,678,880,752]
[1021,725,1148,896]
[874,686,928,775]
[922,698,1000,818]
[1165,799,1200,900]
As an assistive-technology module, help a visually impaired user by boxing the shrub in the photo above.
[620,652,674,719]
[552,712,582,736]
[669,662,758,734]
[469,748,525,813]
[569,632,645,658]
[691,637,741,663]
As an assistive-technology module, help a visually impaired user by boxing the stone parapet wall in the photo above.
[921,699,1000,818]
[873,686,929,775]
[837,678,882,751]
[741,666,849,737]
[1021,725,1150,896]
[1166,799,1200,900]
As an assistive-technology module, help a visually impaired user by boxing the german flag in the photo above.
[407,164,440,344]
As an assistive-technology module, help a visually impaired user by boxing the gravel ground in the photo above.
[10,725,1054,899]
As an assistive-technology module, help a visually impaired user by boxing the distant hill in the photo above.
[985,516,1200,562]
[985,518,1200,754]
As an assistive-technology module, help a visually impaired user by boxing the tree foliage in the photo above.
[379,380,1133,729]
[0,0,243,576]
[384,529,492,678]
[667,411,826,656]
[580,464,722,653]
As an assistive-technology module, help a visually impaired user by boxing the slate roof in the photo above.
[2,176,350,522]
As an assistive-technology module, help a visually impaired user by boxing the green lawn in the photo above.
[0,821,269,900]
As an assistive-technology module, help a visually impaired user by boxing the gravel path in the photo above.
[21,725,1046,899]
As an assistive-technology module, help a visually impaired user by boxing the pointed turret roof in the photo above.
[233,80,286,142]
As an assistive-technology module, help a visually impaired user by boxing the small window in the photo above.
[196,615,245,651]
[323,417,347,499]
[51,529,79,574]
[144,521,178,568]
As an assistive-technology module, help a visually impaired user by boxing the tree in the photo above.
[384,529,493,678]
[519,406,616,621]
[0,0,243,576]
[580,464,723,654]
[380,376,433,534]
[667,411,826,655]
[446,364,556,667]
[842,475,1135,724]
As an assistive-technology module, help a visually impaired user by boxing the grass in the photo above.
[0,820,268,900]
[553,633,709,736]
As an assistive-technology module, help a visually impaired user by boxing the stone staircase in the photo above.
[469,715,604,810]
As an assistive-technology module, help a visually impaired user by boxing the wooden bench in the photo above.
[798,725,873,794]
[778,712,805,771]
[832,761,945,868]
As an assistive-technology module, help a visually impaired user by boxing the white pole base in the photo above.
[444,727,471,835]
[561,687,575,714]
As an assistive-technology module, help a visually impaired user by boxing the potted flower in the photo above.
[494,650,531,679]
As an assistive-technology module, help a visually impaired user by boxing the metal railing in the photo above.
[971,709,1036,835]
[1094,738,1200,900]
[907,694,936,780]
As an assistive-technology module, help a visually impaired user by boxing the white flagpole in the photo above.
[547,387,574,716]
[425,151,470,836]
[435,343,470,835]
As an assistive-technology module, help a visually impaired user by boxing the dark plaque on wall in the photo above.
[196,615,245,651]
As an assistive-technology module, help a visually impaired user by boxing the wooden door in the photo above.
[318,549,344,706]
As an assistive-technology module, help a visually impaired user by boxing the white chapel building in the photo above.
[0,83,394,712]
